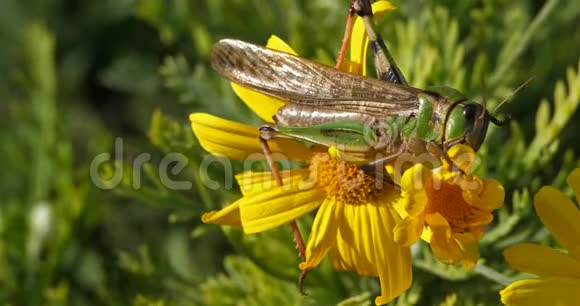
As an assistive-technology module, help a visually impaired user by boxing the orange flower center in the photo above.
[424,180,472,230]
[308,153,378,205]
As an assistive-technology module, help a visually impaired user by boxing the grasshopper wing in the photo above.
[211,39,422,116]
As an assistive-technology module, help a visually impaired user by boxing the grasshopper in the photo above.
[209,0,507,292]
[211,2,507,169]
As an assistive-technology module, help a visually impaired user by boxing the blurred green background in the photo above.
[1,0,579,305]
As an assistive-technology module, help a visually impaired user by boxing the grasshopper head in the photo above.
[430,86,508,151]
[460,103,489,150]
[443,102,487,150]
[460,103,511,150]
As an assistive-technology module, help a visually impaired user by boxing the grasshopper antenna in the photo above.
[487,76,533,126]
[492,76,534,115]
[479,77,488,120]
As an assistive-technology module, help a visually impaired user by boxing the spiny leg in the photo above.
[352,0,407,85]
[259,125,309,294]
[360,150,403,189]
[427,140,466,175]
[443,136,466,151]
[336,1,357,70]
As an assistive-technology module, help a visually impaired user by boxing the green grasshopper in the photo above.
[213,35,501,170]
[209,0,507,291]
[211,2,507,172]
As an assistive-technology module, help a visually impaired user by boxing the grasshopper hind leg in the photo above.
[259,125,310,295]
[335,1,358,70]
[353,0,407,85]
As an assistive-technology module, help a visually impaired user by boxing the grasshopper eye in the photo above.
[463,104,478,121]
[462,103,488,150]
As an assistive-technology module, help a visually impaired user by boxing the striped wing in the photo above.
[211,39,422,116]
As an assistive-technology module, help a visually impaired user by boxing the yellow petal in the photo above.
[299,198,339,270]
[457,174,484,199]
[230,84,286,124]
[400,164,426,191]
[331,201,376,276]
[399,164,430,216]
[424,213,450,229]
[534,186,580,260]
[425,214,480,268]
[334,202,374,271]
[464,209,494,228]
[504,243,580,278]
[454,232,480,269]
[446,144,475,173]
[350,1,397,76]
[190,113,260,159]
[393,215,424,246]
[478,179,505,210]
[500,277,580,306]
[370,202,412,305]
[401,189,429,217]
[190,113,310,160]
[420,224,434,242]
[235,169,309,196]
[201,201,241,226]
[341,59,359,75]
[567,168,580,205]
[429,235,463,266]
[331,227,376,276]
[266,35,298,55]
[239,179,324,234]
[331,196,411,305]
[235,171,279,196]
[425,214,461,263]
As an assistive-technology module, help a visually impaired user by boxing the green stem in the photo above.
[188,157,214,210]
[27,24,56,204]
[474,264,514,286]
[23,23,57,306]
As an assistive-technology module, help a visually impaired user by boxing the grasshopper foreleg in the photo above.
[353,0,407,85]
[443,136,466,151]
[360,150,403,189]
[427,141,466,175]
[259,125,309,295]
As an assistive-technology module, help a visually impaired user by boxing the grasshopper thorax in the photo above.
[428,86,491,151]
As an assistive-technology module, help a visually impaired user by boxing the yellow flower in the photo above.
[500,168,580,306]
[205,153,411,305]
[191,2,410,304]
[393,144,505,269]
